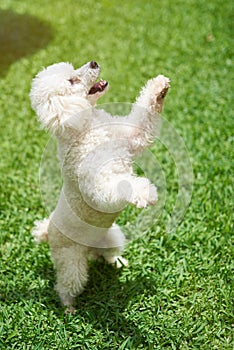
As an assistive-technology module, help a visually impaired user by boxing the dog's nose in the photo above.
[90,61,99,69]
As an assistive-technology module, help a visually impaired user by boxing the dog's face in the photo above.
[30,61,109,131]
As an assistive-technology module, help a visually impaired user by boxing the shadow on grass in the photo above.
[74,261,154,346]
[0,9,53,77]
[2,255,155,347]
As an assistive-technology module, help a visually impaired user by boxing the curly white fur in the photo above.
[30,60,169,311]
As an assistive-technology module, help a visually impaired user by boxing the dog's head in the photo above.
[30,61,109,132]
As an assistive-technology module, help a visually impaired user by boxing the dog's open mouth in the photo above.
[88,80,108,95]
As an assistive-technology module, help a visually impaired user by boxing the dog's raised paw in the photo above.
[131,179,158,208]
[145,75,170,113]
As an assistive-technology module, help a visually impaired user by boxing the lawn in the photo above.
[0,0,233,349]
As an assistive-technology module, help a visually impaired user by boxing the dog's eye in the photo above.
[68,77,81,85]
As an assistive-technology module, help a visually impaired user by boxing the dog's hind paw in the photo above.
[65,306,76,315]
[105,255,128,268]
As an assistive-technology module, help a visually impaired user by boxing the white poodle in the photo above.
[30,60,169,312]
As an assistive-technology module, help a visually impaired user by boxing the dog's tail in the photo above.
[32,218,50,243]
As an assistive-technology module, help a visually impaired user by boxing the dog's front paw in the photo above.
[131,178,158,208]
[147,75,170,113]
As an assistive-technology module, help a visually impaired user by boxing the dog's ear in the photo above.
[34,95,75,133]
[30,79,62,133]
[35,96,61,132]
[33,94,92,133]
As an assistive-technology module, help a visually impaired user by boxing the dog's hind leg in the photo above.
[50,245,89,310]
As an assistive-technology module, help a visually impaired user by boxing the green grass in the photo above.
[0,0,233,348]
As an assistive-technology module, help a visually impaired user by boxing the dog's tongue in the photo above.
[89,80,108,95]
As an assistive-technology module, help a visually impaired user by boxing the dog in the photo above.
[30,60,169,312]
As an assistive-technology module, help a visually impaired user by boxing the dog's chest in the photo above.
[58,126,131,177]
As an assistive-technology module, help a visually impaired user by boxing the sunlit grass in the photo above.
[0,0,233,348]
